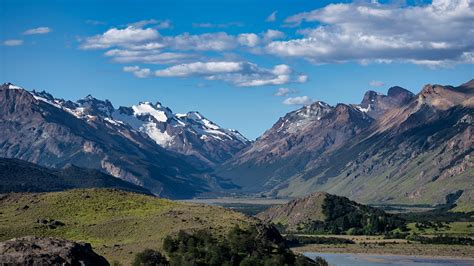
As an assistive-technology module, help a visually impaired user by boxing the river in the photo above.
[304,252,474,266]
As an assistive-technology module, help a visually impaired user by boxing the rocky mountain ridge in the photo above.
[0,83,238,198]
[22,83,249,166]
[217,80,474,207]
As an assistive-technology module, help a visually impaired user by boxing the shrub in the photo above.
[162,225,325,266]
[406,235,474,245]
[286,235,355,247]
[132,249,169,266]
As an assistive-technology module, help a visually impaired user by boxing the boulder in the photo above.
[0,236,109,265]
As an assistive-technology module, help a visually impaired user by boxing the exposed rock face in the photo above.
[218,80,474,206]
[356,86,414,119]
[0,236,109,265]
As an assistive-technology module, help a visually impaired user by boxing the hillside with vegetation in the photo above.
[257,192,406,235]
[0,189,291,264]
[0,158,152,195]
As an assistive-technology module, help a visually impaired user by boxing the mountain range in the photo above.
[0,83,247,198]
[0,80,472,207]
[217,80,473,208]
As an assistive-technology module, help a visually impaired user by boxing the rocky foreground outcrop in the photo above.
[0,236,109,265]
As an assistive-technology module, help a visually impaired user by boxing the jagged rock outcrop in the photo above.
[0,236,109,265]
[356,86,414,119]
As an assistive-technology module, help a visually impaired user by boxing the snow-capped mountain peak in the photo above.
[111,100,250,164]
[1,82,250,166]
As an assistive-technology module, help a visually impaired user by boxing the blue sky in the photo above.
[1,0,473,139]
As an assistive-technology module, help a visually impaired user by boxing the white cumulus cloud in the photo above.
[123,65,151,78]
[237,33,260,47]
[266,0,474,66]
[129,19,172,29]
[150,61,307,87]
[283,96,313,105]
[275,87,298,96]
[263,30,285,42]
[80,21,311,86]
[165,32,237,51]
[155,61,242,77]
[81,26,160,49]
[105,49,194,64]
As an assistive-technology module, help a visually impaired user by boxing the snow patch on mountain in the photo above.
[355,104,372,113]
[142,122,174,146]
[132,102,170,122]
[282,101,333,133]
[7,84,23,90]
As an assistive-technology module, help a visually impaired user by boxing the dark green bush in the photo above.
[286,235,355,247]
[162,225,324,266]
[406,235,474,245]
[132,249,169,266]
